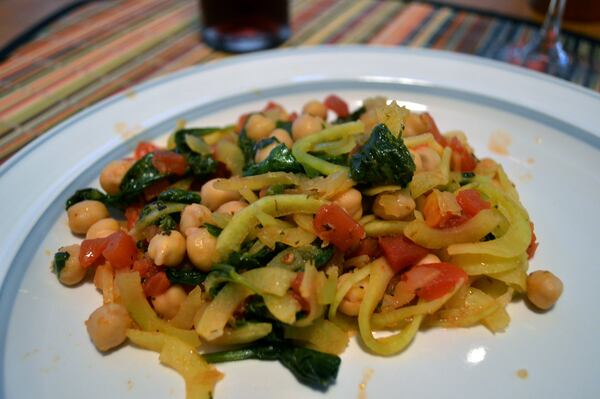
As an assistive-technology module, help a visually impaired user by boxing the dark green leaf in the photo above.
[158,215,177,231]
[65,188,108,210]
[205,223,222,237]
[334,105,366,124]
[203,342,340,390]
[185,152,217,179]
[157,188,201,204]
[238,129,256,165]
[275,120,293,134]
[312,152,349,166]
[165,267,207,286]
[53,251,70,277]
[118,153,165,202]
[267,245,333,271]
[460,171,476,186]
[349,123,415,187]
[173,127,220,153]
[243,144,304,176]
[314,245,334,268]
[228,241,287,271]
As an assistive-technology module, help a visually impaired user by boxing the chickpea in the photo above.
[246,114,276,141]
[201,178,241,211]
[416,253,441,265]
[291,115,324,141]
[263,103,289,122]
[404,113,429,137]
[85,303,132,352]
[216,200,248,216]
[269,128,293,148]
[302,100,327,120]
[179,204,212,235]
[186,227,218,272]
[99,159,134,195]
[151,285,187,320]
[373,191,416,220]
[414,147,441,171]
[57,244,86,286]
[254,142,278,163]
[332,188,363,220]
[526,270,563,310]
[147,230,186,267]
[86,218,120,239]
[338,275,368,317]
[67,200,110,235]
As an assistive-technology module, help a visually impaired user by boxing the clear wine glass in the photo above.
[497,0,570,78]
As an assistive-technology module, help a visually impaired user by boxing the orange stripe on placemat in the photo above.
[0,1,164,80]
[368,3,432,45]
[0,4,195,124]
[291,0,338,31]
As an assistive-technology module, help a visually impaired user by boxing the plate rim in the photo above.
[1,44,599,398]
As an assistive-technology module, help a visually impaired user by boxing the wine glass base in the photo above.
[496,34,570,79]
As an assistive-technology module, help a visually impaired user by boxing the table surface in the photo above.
[1,0,599,164]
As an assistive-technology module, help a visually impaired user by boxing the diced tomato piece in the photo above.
[132,257,157,279]
[79,237,109,268]
[411,262,467,301]
[379,235,429,272]
[125,204,142,229]
[102,231,138,269]
[313,204,365,252]
[527,222,539,259]
[134,141,159,160]
[349,237,380,258]
[288,111,298,122]
[143,271,171,297]
[151,150,187,176]
[456,189,491,218]
[143,178,171,201]
[420,113,447,146]
[423,190,464,228]
[324,94,349,118]
[448,137,476,172]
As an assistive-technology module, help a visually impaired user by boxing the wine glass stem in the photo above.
[539,0,566,46]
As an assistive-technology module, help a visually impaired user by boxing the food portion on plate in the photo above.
[52,95,563,398]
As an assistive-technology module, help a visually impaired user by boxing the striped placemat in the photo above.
[1,0,599,164]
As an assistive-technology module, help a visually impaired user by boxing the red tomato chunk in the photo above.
[103,231,138,269]
[79,231,138,269]
[151,150,187,176]
[313,204,365,252]
[324,94,349,118]
[143,271,171,297]
[134,141,159,160]
[456,189,491,218]
[379,235,428,272]
[411,262,467,301]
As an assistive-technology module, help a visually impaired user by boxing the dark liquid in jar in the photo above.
[200,0,290,53]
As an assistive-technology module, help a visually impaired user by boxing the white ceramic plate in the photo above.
[1,46,599,399]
